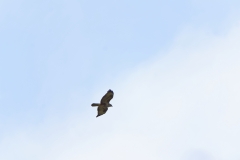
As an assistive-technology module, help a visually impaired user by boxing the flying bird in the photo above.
[91,89,114,117]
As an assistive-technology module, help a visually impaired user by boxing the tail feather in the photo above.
[91,103,100,107]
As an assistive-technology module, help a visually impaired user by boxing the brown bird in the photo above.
[91,89,114,117]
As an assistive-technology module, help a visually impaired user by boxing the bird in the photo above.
[91,89,114,117]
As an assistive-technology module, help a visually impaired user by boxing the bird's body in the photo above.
[91,89,114,117]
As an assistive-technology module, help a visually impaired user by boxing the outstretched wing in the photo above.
[100,89,114,104]
[96,106,108,117]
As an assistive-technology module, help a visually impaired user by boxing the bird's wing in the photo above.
[97,106,108,117]
[100,90,114,104]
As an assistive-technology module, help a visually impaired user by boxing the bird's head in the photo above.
[108,89,113,93]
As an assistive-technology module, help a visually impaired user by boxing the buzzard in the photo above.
[91,89,114,117]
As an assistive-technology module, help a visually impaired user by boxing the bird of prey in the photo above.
[91,89,114,117]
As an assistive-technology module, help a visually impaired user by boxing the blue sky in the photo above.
[1,0,240,159]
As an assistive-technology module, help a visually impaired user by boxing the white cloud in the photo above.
[1,23,240,160]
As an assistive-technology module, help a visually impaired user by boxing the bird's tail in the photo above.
[91,103,100,107]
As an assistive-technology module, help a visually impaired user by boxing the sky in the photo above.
[0,0,240,159]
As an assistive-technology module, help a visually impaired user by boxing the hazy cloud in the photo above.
[1,22,240,160]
